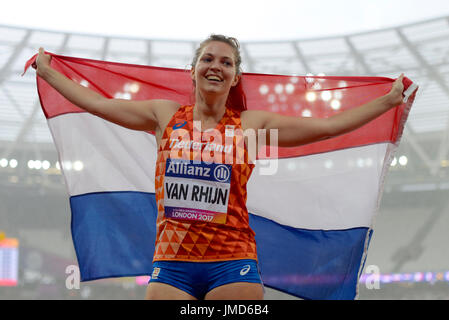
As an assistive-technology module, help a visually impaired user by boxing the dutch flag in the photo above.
[24,53,417,299]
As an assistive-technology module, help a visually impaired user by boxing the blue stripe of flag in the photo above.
[70,191,369,299]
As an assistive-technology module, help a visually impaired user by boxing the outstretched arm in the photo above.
[33,48,179,132]
[242,75,405,147]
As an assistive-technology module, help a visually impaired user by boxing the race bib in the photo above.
[163,158,231,224]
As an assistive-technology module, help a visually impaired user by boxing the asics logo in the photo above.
[173,121,187,130]
[240,265,251,276]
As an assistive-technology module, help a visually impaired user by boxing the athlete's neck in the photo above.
[194,94,227,127]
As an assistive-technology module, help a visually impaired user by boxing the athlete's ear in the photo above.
[231,73,241,87]
[190,67,195,81]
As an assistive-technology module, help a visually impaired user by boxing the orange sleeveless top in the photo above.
[153,105,257,262]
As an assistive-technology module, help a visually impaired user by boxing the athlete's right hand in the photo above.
[32,47,52,77]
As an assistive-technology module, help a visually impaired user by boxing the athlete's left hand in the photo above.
[386,73,405,108]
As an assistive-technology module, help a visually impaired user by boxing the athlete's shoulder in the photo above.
[150,99,182,123]
[150,99,182,113]
[240,109,270,131]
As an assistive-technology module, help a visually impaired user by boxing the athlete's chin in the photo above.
[200,86,229,96]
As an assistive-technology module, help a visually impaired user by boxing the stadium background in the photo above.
[1,14,449,299]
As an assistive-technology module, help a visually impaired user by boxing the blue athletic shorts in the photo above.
[148,259,263,299]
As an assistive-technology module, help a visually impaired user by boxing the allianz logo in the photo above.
[167,161,231,182]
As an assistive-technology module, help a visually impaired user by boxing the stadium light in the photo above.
[259,84,269,95]
[399,156,408,166]
[331,99,341,110]
[324,160,333,169]
[34,160,42,170]
[305,73,314,83]
[321,91,332,101]
[285,83,294,94]
[42,161,51,170]
[9,159,18,168]
[391,157,397,166]
[334,91,343,100]
[289,77,299,84]
[305,92,316,102]
[301,109,312,117]
[274,84,283,94]
[73,161,84,171]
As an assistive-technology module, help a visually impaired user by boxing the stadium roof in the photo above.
[0,15,448,177]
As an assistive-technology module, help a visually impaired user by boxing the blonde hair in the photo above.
[191,34,246,112]
[191,34,242,75]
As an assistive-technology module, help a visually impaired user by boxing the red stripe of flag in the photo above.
[26,53,416,158]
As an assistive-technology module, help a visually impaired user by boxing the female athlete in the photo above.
[33,34,404,300]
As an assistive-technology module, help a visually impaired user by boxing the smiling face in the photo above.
[191,41,241,97]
